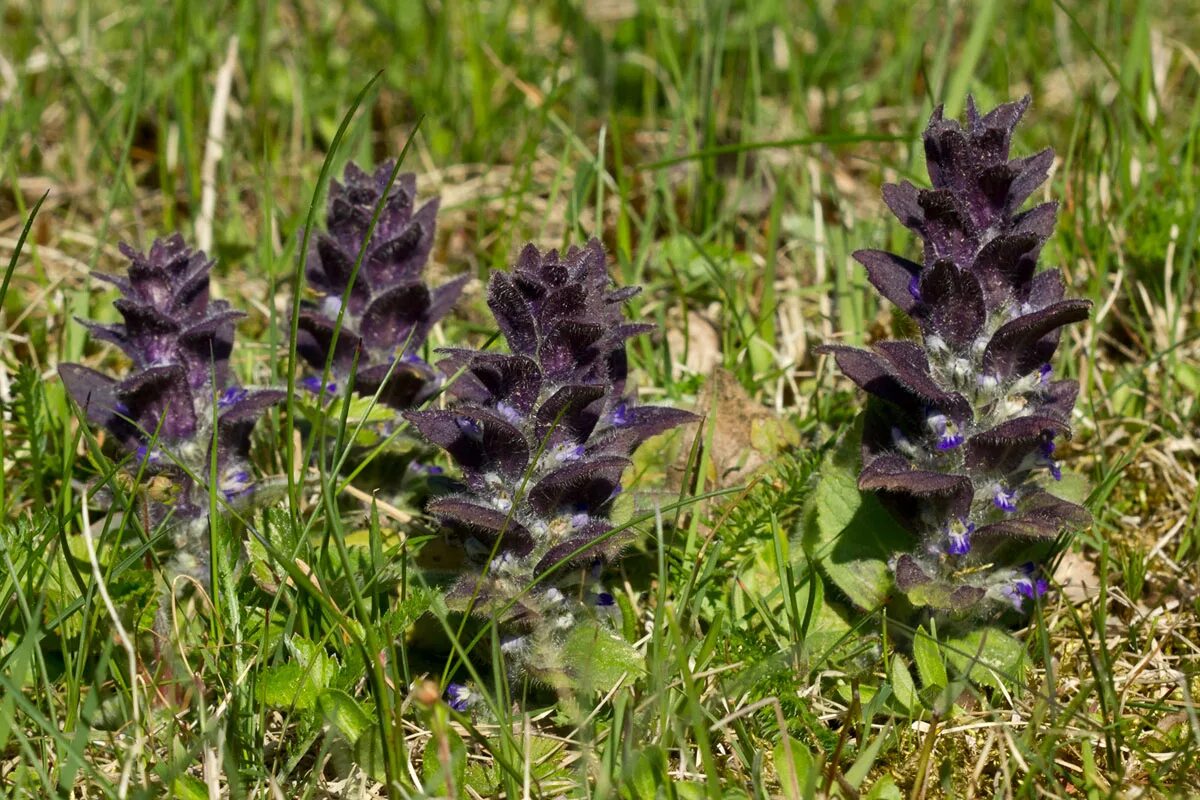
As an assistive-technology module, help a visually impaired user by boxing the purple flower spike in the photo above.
[59,235,283,589]
[296,161,467,411]
[816,97,1091,616]
[404,239,696,681]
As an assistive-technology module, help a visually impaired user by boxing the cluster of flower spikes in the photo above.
[819,97,1091,616]
[296,160,466,409]
[58,235,283,584]
[404,239,696,680]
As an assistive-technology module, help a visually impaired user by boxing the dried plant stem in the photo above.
[197,35,238,254]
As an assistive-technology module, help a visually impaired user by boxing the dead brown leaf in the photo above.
[1054,547,1101,606]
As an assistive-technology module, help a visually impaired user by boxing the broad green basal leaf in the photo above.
[773,735,816,800]
[255,636,338,711]
[562,621,644,692]
[888,654,921,715]
[942,627,1028,691]
[804,419,914,610]
[912,625,948,691]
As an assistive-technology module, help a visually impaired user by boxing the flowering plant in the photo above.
[405,240,695,682]
[819,97,1090,615]
[59,235,282,584]
[296,161,466,409]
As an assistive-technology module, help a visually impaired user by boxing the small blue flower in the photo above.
[927,413,964,451]
[551,443,586,463]
[320,295,343,318]
[455,416,482,438]
[134,445,160,467]
[1004,564,1049,610]
[1016,575,1049,600]
[409,461,444,476]
[446,683,472,712]
[937,431,964,451]
[495,401,522,425]
[946,519,975,556]
[610,402,630,427]
[218,386,249,409]
[596,592,615,607]
[299,376,337,395]
[1038,363,1053,385]
[992,485,1018,513]
[221,469,252,500]
[907,274,922,301]
[1039,438,1062,481]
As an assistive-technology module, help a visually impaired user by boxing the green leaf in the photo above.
[563,622,644,690]
[464,760,498,796]
[673,783,707,800]
[255,637,338,710]
[171,775,208,800]
[1049,469,1091,506]
[791,569,853,663]
[773,735,815,800]
[888,654,920,715]
[865,775,902,800]
[317,689,372,744]
[806,421,913,609]
[256,664,312,710]
[912,626,948,690]
[624,745,668,799]
[422,729,468,797]
[845,721,891,788]
[353,730,388,784]
[943,627,1028,691]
